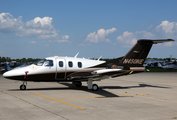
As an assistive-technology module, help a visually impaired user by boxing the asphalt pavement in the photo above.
[0,72,177,120]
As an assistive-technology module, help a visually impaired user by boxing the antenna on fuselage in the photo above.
[74,52,79,58]
[97,55,102,61]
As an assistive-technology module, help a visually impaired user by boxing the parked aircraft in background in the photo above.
[3,39,174,91]
[158,62,177,70]
[143,60,165,67]
[0,67,5,72]
[0,64,12,72]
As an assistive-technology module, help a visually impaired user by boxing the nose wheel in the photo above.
[20,84,26,90]
[20,81,27,90]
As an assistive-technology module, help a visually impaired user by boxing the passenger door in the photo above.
[56,59,66,80]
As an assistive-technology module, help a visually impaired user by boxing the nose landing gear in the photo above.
[20,81,27,90]
[20,71,28,90]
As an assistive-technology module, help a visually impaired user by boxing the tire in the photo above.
[20,85,26,90]
[92,84,98,91]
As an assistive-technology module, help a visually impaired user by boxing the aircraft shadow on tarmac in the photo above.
[8,83,170,98]
[101,84,170,89]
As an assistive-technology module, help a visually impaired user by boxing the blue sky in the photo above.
[0,0,177,59]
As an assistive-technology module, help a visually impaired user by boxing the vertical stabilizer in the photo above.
[120,39,174,67]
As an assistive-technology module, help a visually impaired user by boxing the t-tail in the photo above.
[120,39,174,67]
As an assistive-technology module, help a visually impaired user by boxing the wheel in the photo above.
[20,84,26,90]
[92,84,98,91]
[74,81,82,87]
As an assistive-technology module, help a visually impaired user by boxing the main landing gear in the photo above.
[87,79,99,91]
[73,80,99,91]
[92,84,98,91]
[20,81,27,90]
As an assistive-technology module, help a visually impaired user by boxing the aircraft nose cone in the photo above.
[3,67,29,80]
[3,70,24,80]
[3,71,12,78]
[3,71,9,77]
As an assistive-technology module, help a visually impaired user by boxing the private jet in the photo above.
[3,39,174,91]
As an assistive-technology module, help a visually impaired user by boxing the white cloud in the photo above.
[62,35,69,40]
[86,28,117,43]
[117,31,155,45]
[33,17,52,26]
[78,43,91,46]
[164,42,173,46]
[0,13,24,33]
[148,24,153,29]
[17,16,59,39]
[156,20,177,39]
[164,41,177,46]
[116,21,177,46]
[135,30,155,38]
[55,40,69,43]
[49,35,70,43]
[156,20,176,34]
[0,12,66,42]
[117,31,137,45]
[29,41,36,44]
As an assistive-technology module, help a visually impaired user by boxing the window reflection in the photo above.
[44,60,53,67]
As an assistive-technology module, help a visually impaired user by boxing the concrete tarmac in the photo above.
[0,72,177,120]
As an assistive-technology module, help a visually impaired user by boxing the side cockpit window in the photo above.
[44,60,53,67]
[34,59,45,66]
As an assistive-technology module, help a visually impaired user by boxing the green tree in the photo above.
[6,57,11,62]
[27,58,33,62]
[15,59,20,62]
[21,58,27,63]
[2,57,6,62]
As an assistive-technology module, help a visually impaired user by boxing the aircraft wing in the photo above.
[66,69,131,81]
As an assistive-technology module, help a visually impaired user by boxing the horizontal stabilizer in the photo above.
[138,39,175,44]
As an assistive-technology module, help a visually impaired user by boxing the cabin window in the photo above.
[59,61,63,67]
[68,61,73,67]
[44,60,53,67]
[78,62,82,68]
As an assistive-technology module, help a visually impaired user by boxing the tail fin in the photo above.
[158,62,162,68]
[5,64,12,72]
[120,39,174,67]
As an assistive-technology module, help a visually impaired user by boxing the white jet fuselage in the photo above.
[3,56,108,81]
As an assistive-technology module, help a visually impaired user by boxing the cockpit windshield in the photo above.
[34,59,46,66]
[34,59,54,67]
